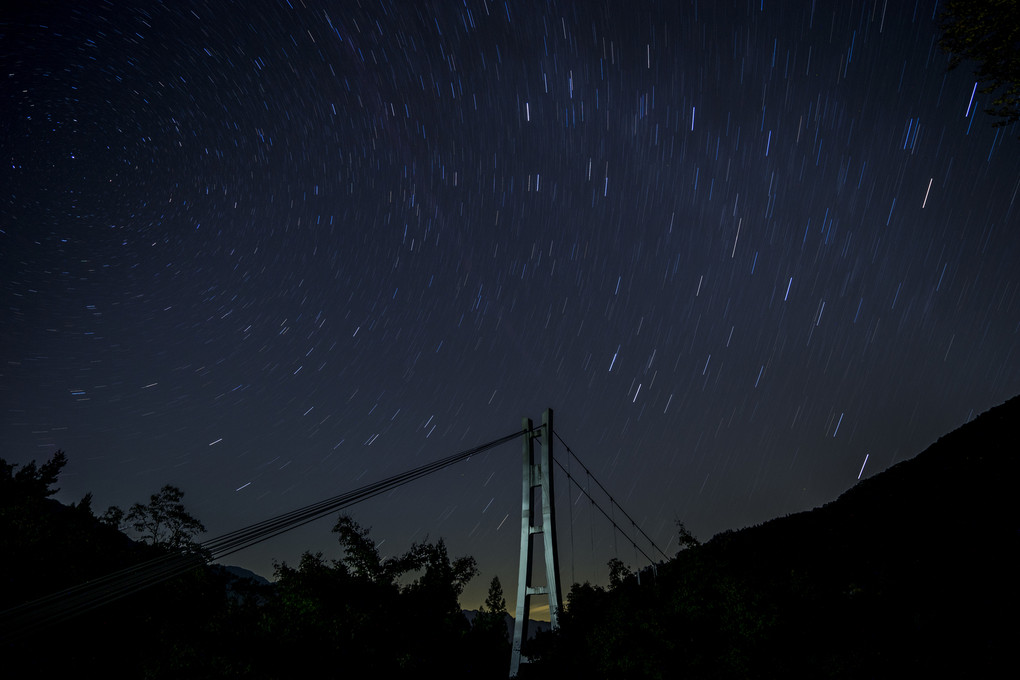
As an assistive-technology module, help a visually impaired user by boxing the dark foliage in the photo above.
[0,452,229,678]
[250,515,481,677]
[938,0,1020,133]
[468,575,513,679]
[0,451,142,609]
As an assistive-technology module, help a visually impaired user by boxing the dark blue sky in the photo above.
[3,0,1018,611]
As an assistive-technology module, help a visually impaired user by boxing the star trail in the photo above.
[3,0,1018,610]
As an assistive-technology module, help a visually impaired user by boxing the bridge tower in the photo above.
[510,408,563,677]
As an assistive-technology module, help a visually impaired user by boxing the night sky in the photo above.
[3,0,1019,612]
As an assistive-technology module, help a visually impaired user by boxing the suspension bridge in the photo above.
[1,409,670,676]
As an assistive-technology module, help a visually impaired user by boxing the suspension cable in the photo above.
[566,442,576,585]
[550,454,659,567]
[553,429,670,563]
[1,426,535,640]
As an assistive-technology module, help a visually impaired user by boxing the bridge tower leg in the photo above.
[510,408,563,677]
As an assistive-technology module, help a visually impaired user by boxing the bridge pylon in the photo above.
[509,408,562,677]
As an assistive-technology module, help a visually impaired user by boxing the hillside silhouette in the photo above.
[525,394,1020,678]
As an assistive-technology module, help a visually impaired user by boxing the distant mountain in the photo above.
[462,609,550,641]
[532,394,1020,678]
[216,564,272,587]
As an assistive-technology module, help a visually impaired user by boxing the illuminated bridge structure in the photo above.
[0,408,668,678]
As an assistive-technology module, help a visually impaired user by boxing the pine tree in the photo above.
[476,575,508,640]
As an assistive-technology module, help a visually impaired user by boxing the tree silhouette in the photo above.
[468,575,511,679]
[607,557,631,589]
[0,449,67,501]
[99,504,124,529]
[675,520,700,552]
[482,575,507,620]
[332,513,388,582]
[125,484,206,551]
[262,515,483,677]
[1,452,219,677]
[939,0,1020,132]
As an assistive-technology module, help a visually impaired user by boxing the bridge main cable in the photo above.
[0,426,536,639]
[203,426,534,559]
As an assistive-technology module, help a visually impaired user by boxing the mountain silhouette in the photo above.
[530,394,1020,678]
